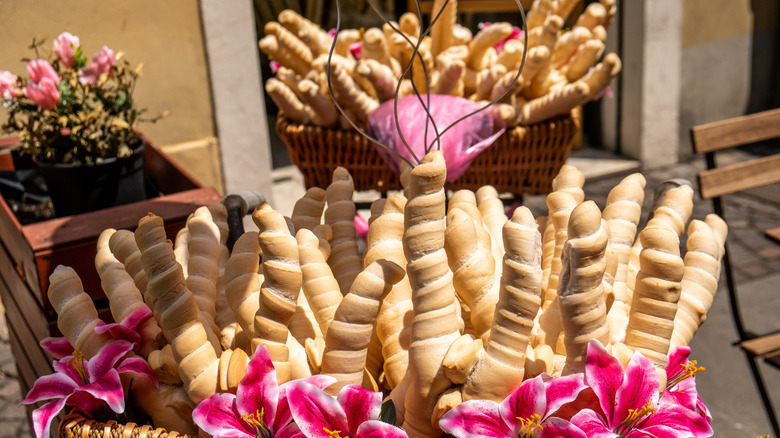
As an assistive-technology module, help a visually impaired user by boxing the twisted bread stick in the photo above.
[521,81,590,125]
[278,9,332,56]
[558,201,610,375]
[468,23,514,70]
[291,187,327,232]
[625,224,685,369]
[574,2,607,31]
[565,39,606,82]
[671,219,726,347]
[527,15,563,52]
[402,151,463,438]
[185,207,223,354]
[551,26,592,69]
[329,62,379,124]
[224,232,262,346]
[251,203,302,383]
[108,229,149,307]
[527,0,556,29]
[463,207,543,401]
[296,228,342,337]
[325,167,363,295]
[603,174,646,344]
[355,59,398,103]
[265,78,317,124]
[264,22,313,74]
[363,28,401,77]
[430,0,457,57]
[48,265,113,358]
[95,229,163,358]
[365,194,413,390]
[135,213,218,404]
[321,260,405,395]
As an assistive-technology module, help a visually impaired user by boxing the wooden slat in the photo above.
[741,332,780,357]
[697,154,780,199]
[691,108,780,154]
[766,227,780,244]
[0,243,50,342]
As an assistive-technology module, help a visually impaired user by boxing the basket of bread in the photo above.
[263,0,620,195]
[22,151,716,437]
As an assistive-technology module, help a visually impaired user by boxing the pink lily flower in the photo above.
[27,59,59,84]
[53,32,81,67]
[0,71,19,99]
[24,77,60,110]
[193,344,337,438]
[80,46,116,85]
[287,382,408,438]
[20,340,154,438]
[570,340,713,437]
[439,374,588,438]
[663,346,712,430]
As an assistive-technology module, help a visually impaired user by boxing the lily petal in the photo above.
[500,374,546,432]
[570,409,615,438]
[79,369,125,413]
[30,397,68,438]
[276,374,338,431]
[39,337,74,359]
[439,400,512,438]
[52,357,83,384]
[356,420,409,438]
[120,305,154,329]
[87,340,133,380]
[543,374,587,418]
[540,417,587,438]
[238,344,279,430]
[337,384,382,435]
[585,340,624,424]
[94,321,142,345]
[287,381,349,438]
[117,356,157,386]
[635,424,692,438]
[613,352,659,427]
[644,402,713,438]
[192,392,252,438]
[21,372,78,405]
[277,422,307,438]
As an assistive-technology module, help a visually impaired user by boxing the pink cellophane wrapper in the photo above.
[367,95,506,182]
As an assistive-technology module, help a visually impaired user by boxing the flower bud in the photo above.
[53,32,80,68]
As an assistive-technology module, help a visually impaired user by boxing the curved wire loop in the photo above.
[327,0,528,167]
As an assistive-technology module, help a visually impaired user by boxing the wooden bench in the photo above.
[691,107,780,436]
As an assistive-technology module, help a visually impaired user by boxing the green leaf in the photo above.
[379,399,396,425]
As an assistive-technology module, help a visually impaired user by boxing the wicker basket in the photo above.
[60,412,192,438]
[276,107,582,196]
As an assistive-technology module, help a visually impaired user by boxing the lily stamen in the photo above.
[615,402,655,436]
[324,427,349,438]
[241,408,271,438]
[667,360,706,390]
[516,413,543,438]
[67,350,89,385]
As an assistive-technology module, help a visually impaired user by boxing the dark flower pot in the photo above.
[35,142,147,216]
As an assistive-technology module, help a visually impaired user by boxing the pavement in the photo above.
[1,146,779,437]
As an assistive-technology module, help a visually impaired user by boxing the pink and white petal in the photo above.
[614,352,659,427]
[287,381,349,438]
[275,375,336,432]
[570,409,616,438]
[356,420,409,438]
[633,424,693,438]
[79,369,125,413]
[294,374,338,391]
[30,397,69,438]
[543,374,587,418]
[39,337,74,359]
[21,372,78,404]
[500,375,546,432]
[116,356,157,384]
[94,321,142,345]
[337,384,382,434]
[276,422,306,438]
[540,417,587,438]
[120,305,154,329]
[86,340,133,379]
[238,344,279,426]
[585,340,624,425]
[644,403,712,438]
[439,400,511,438]
[192,393,252,437]
[52,357,83,384]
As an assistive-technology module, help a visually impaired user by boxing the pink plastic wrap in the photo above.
[367,95,506,182]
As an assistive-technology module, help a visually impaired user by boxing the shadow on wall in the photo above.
[748,0,780,113]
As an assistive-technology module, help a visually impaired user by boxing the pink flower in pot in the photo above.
[80,46,116,85]
[53,32,81,68]
[0,71,19,99]
[24,59,60,109]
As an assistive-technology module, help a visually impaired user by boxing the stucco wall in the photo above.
[0,0,219,184]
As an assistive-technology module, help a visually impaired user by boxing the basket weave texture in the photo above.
[276,107,582,196]
[60,412,192,438]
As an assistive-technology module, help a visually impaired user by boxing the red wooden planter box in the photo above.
[0,137,222,415]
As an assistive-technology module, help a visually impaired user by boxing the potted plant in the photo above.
[0,32,163,216]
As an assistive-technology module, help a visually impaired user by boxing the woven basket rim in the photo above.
[60,410,192,438]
